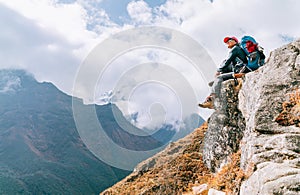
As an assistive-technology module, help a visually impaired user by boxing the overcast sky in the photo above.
[0,0,299,129]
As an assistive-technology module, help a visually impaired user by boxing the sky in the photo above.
[0,0,300,130]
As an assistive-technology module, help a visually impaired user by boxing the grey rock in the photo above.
[240,162,300,195]
[203,79,245,172]
[208,188,226,195]
[203,39,300,194]
[239,40,300,194]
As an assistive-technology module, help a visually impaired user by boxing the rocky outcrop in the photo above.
[203,79,245,172]
[239,40,300,194]
[202,39,300,194]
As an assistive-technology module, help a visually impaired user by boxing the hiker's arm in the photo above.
[217,51,236,72]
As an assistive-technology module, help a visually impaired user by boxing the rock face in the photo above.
[203,39,300,194]
[203,79,245,172]
[239,40,300,194]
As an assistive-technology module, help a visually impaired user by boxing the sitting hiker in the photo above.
[198,36,258,109]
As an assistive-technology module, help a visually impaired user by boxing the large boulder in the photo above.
[239,39,300,194]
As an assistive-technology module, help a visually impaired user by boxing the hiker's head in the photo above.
[224,36,238,48]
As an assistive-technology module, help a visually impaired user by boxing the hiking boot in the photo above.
[198,95,214,109]
[198,101,214,109]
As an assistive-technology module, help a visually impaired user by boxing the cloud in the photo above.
[0,1,125,94]
[0,74,21,94]
[76,0,120,33]
[0,1,90,43]
[127,0,153,24]
[73,26,215,129]
[154,0,300,63]
[0,0,300,128]
[0,3,83,93]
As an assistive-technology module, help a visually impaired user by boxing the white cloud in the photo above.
[154,0,300,63]
[0,0,300,128]
[127,0,153,24]
[0,0,129,94]
[0,75,21,93]
[0,0,92,44]
[94,48,211,128]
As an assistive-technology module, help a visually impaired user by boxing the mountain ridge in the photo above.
[0,69,130,194]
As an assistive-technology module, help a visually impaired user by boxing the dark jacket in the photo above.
[218,44,248,73]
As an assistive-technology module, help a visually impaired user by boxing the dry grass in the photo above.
[101,123,211,195]
[184,149,253,195]
[205,150,253,195]
[102,122,251,195]
[275,89,300,127]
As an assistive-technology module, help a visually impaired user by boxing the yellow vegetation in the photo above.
[101,123,210,195]
[275,89,300,127]
[102,122,251,195]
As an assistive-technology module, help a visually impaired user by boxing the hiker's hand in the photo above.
[234,73,245,78]
[215,71,221,77]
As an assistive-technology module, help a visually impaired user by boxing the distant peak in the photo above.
[0,69,37,94]
[0,69,36,81]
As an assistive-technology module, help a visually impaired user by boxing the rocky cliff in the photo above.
[101,39,300,195]
[238,40,300,194]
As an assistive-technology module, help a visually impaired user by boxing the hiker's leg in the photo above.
[211,72,234,96]
[199,72,234,109]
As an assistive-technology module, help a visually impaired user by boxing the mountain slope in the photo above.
[0,70,129,194]
[101,123,210,195]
